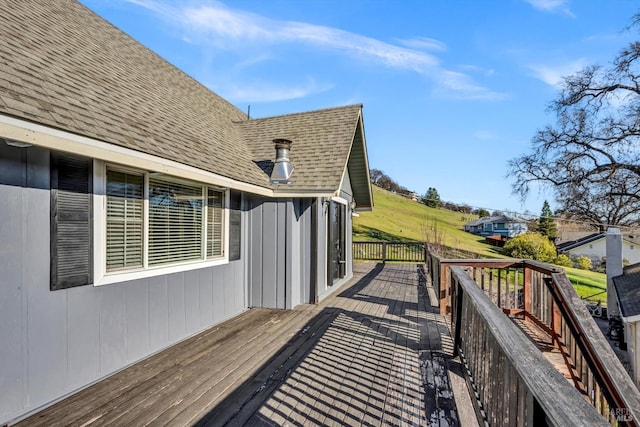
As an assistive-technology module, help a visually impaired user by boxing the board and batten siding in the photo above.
[0,145,247,425]
[247,197,314,309]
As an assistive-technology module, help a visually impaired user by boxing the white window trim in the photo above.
[331,196,349,205]
[93,160,230,286]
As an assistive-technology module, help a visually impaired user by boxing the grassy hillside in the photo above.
[354,185,607,301]
[564,267,607,303]
[354,186,501,257]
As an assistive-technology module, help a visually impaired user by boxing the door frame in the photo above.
[327,197,348,286]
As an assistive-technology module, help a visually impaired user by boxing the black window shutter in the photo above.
[50,153,93,290]
[229,190,242,261]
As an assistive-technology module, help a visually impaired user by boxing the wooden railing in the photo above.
[427,245,640,426]
[353,241,425,263]
[449,266,608,426]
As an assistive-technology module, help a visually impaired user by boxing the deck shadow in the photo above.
[198,263,460,426]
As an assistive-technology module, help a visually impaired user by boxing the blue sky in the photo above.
[81,0,639,216]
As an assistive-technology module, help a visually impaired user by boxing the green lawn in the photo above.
[354,186,501,257]
[562,266,607,303]
[354,185,607,302]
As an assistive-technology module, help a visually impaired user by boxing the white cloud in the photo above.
[214,78,334,102]
[179,4,439,71]
[397,37,447,52]
[460,64,496,77]
[233,53,273,70]
[127,0,506,100]
[434,70,507,100]
[528,59,586,87]
[474,130,497,140]
[525,0,575,18]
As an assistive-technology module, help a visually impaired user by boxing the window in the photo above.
[148,177,203,265]
[207,188,224,258]
[106,169,143,271]
[105,166,226,274]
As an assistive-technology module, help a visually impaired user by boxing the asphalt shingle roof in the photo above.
[613,263,640,318]
[465,215,527,227]
[238,105,362,192]
[0,0,369,197]
[556,233,602,252]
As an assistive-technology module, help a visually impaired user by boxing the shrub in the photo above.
[502,233,556,263]
[575,255,593,270]
[554,254,572,267]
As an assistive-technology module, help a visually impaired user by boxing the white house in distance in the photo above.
[556,233,640,265]
[0,1,373,424]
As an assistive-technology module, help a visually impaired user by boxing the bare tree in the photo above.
[509,13,640,227]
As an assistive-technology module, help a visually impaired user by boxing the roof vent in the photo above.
[270,139,294,184]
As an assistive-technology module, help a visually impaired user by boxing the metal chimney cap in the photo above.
[273,138,292,150]
[270,138,294,184]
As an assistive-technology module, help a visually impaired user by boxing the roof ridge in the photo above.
[239,103,363,123]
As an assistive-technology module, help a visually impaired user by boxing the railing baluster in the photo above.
[425,245,640,426]
[448,265,609,426]
[353,241,428,263]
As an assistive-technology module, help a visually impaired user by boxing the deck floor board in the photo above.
[16,263,471,427]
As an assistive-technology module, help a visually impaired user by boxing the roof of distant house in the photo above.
[465,214,527,227]
[613,263,640,318]
[555,233,603,252]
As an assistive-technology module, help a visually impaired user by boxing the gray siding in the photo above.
[247,197,313,309]
[0,145,247,425]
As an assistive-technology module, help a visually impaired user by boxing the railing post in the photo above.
[552,299,562,338]
[381,242,386,263]
[523,265,531,313]
[452,278,463,357]
[440,263,449,315]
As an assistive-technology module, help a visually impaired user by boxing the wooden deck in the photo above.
[17,263,471,426]
[510,316,573,382]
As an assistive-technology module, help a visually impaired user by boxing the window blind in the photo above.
[148,178,203,265]
[207,189,224,257]
[106,170,143,271]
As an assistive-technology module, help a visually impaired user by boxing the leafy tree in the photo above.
[554,254,573,268]
[477,208,490,217]
[509,13,640,227]
[422,187,441,208]
[576,255,593,271]
[538,200,558,240]
[502,233,556,263]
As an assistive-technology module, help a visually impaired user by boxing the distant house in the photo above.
[0,1,373,424]
[557,233,640,265]
[464,215,528,238]
[406,191,419,202]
